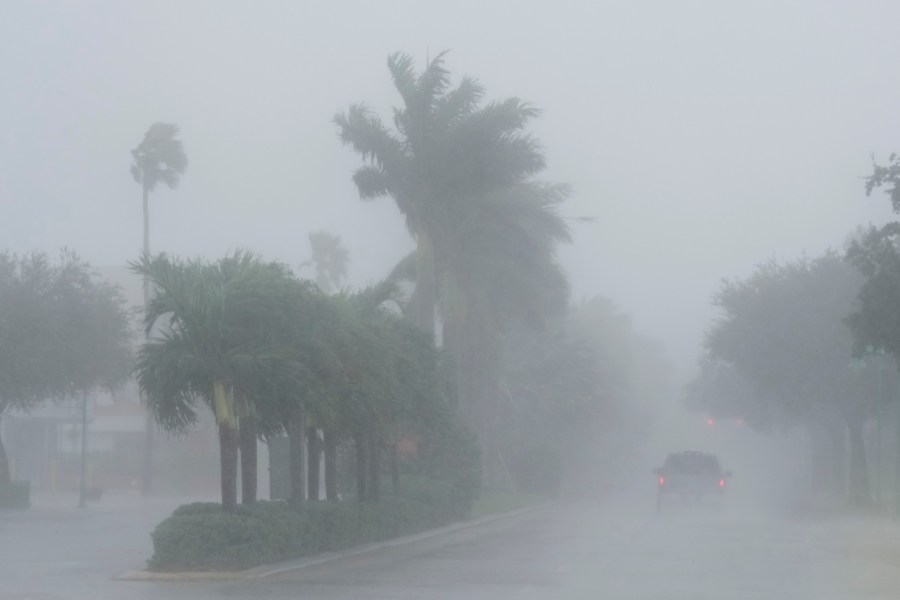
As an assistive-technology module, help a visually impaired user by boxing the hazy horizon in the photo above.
[4,1,900,382]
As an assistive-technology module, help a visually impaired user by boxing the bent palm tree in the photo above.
[130,122,187,494]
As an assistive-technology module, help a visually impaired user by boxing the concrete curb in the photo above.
[114,502,549,582]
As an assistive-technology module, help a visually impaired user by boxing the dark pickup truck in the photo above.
[654,451,731,512]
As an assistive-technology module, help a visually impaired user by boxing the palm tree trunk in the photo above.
[218,424,239,512]
[287,416,305,506]
[323,429,338,501]
[239,415,257,504]
[307,426,320,501]
[367,428,380,502]
[354,432,367,502]
[412,233,437,334]
[140,181,155,496]
[391,442,400,495]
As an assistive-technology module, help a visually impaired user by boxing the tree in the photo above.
[300,230,350,498]
[303,231,349,294]
[502,297,665,494]
[335,51,551,334]
[130,122,188,495]
[336,53,571,480]
[703,253,875,505]
[132,252,298,511]
[865,153,900,213]
[0,251,131,498]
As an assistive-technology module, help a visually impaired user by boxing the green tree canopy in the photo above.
[701,252,876,504]
[0,250,131,495]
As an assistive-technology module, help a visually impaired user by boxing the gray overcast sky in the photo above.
[2,0,900,380]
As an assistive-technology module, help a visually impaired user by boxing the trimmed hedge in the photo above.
[148,476,473,571]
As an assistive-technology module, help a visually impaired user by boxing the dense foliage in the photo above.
[692,253,879,504]
[148,476,473,571]
[501,297,666,494]
[335,53,571,483]
[132,251,474,512]
[0,251,131,498]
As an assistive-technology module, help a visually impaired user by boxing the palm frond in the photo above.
[434,76,485,128]
[130,122,188,192]
[352,166,392,200]
[387,52,417,108]
[334,105,405,172]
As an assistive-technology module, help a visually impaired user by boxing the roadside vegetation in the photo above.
[127,52,654,570]
[687,155,900,510]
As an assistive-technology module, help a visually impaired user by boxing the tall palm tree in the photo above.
[335,51,546,333]
[130,122,187,495]
[132,252,297,511]
[336,54,571,480]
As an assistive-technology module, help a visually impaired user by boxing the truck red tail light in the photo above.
[659,476,665,486]
[719,479,725,487]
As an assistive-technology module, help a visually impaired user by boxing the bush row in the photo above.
[148,476,472,571]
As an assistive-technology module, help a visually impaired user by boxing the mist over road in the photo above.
[6,494,899,600]
[253,501,900,600]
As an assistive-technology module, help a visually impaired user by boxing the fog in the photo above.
[4,1,900,598]
[5,1,900,378]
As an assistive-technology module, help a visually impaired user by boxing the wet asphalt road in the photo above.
[4,494,900,599]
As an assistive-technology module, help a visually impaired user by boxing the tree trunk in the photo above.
[391,442,400,495]
[0,414,11,498]
[323,429,338,501]
[367,429,380,502]
[239,415,257,504]
[829,423,847,498]
[412,234,437,335]
[307,426,320,501]
[355,433,367,502]
[287,416,305,506]
[218,425,239,512]
[140,182,154,496]
[847,416,873,507]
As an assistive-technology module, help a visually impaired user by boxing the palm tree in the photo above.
[336,54,571,481]
[294,231,350,500]
[130,122,187,494]
[132,252,297,511]
[304,230,350,294]
[335,51,546,334]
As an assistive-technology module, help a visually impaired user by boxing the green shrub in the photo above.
[149,477,471,571]
[149,501,310,571]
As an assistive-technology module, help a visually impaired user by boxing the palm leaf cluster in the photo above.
[132,252,455,509]
[0,251,131,496]
[130,123,188,191]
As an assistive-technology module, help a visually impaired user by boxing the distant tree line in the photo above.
[688,155,900,508]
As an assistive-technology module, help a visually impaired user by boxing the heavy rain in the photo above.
[2,1,900,599]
